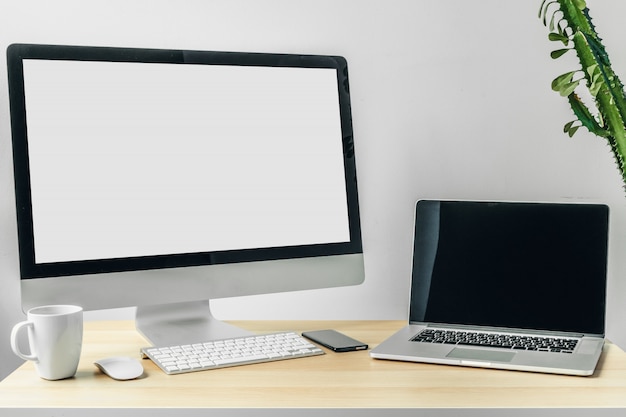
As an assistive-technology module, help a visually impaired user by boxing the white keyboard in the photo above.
[141,331,325,375]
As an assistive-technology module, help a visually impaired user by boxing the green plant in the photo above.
[540,0,626,187]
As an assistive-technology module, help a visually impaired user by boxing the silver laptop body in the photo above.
[370,200,608,376]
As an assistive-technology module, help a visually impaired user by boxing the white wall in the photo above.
[2,0,626,380]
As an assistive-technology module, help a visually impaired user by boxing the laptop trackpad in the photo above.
[447,348,515,363]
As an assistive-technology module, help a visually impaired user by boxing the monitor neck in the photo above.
[135,300,253,346]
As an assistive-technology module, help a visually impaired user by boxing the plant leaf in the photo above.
[590,79,602,97]
[549,11,558,32]
[539,0,548,18]
[548,32,569,45]
[551,71,576,91]
[564,120,576,133]
[551,48,570,59]
[567,125,581,137]
[586,64,598,78]
[560,81,580,97]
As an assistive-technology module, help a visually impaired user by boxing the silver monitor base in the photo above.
[135,300,253,346]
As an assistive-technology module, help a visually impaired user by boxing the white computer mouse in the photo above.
[94,356,144,380]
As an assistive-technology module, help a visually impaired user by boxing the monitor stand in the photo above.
[135,300,253,346]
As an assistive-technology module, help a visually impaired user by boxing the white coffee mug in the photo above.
[10,305,83,380]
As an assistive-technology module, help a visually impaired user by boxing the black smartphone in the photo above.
[302,329,368,352]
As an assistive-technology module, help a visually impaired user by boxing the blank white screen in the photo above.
[23,59,350,263]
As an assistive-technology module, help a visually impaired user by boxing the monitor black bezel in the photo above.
[7,43,362,279]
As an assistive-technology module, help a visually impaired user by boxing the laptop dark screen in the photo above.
[409,200,608,335]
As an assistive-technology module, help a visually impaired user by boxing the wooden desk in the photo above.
[1,320,626,416]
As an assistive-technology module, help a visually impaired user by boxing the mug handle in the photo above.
[10,321,38,362]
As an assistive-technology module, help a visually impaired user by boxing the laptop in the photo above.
[370,200,609,376]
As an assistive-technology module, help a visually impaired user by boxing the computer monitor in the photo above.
[7,43,364,345]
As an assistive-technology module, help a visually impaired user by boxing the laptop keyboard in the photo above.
[411,329,579,353]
